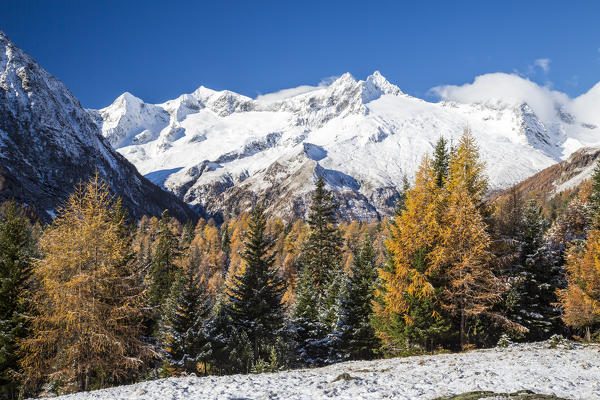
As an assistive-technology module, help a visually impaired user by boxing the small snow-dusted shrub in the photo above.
[251,358,271,374]
[547,334,568,349]
[331,372,358,382]
[251,347,279,374]
[496,334,513,348]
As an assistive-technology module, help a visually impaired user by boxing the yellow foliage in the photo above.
[447,128,488,206]
[559,229,600,330]
[20,175,153,393]
[379,156,443,321]
[432,185,501,317]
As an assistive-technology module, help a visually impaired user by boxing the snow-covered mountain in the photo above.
[0,31,196,222]
[91,71,600,221]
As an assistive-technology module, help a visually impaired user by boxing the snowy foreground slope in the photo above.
[53,343,600,400]
[90,72,600,220]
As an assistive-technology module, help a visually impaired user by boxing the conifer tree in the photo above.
[149,210,180,307]
[181,220,195,248]
[202,302,235,374]
[20,176,154,393]
[225,204,286,365]
[506,199,562,340]
[302,177,343,288]
[291,265,330,365]
[335,237,380,360]
[433,185,504,348]
[559,228,600,341]
[433,136,450,187]
[494,187,524,240]
[394,174,411,214]
[546,197,591,252]
[295,177,344,353]
[0,202,36,398]
[221,225,231,269]
[447,128,488,213]
[374,156,452,351]
[161,245,211,374]
[589,157,600,227]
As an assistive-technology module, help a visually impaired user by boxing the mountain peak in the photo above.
[363,70,402,102]
[112,92,145,109]
[117,91,142,102]
[0,31,196,222]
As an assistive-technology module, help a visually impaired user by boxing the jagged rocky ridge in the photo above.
[0,31,196,222]
[91,70,600,221]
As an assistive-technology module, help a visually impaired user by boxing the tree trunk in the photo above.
[460,308,466,349]
[585,326,591,342]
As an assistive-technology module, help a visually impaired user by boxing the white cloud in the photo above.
[255,76,338,104]
[569,81,600,126]
[430,72,568,121]
[534,58,551,73]
[430,71,600,128]
[256,85,323,103]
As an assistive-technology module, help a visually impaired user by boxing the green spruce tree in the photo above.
[225,204,286,366]
[295,177,344,360]
[0,202,36,398]
[506,199,564,340]
[394,174,411,214]
[302,177,343,288]
[334,236,380,360]
[433,136,450,187]
[161,246,211,374]
[291,265,330,366]
[202,302,235,374]
[149,210,180,307]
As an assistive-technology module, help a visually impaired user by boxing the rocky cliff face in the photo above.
[0,31,196,222]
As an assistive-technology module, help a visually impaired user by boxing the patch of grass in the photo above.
[331,372,359,382]
[434,390,569,400]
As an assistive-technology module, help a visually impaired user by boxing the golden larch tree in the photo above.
[432,185,504,348]
[558,228,600,340]
[374,156,448,348]
[20,176,155,393]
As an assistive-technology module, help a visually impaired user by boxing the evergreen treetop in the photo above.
[161,245,211,374]
[149,209,180,307]
[433,136,450,188]
[226,204,286,365]
[302,176,343,288]
[335,236,380,360]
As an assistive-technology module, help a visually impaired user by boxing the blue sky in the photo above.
[1,1,598,108]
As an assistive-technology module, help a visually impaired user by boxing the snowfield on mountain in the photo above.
[51,342,600,400]
[90,72,600,220]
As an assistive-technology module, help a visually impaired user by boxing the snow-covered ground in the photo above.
[53,342,600,400]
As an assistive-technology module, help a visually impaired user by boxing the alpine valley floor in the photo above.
[49,342,600,400]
